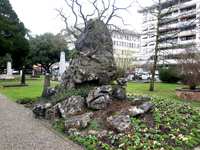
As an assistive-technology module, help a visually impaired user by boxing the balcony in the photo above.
[180,9,197,18]
[178,30,196,37]
[161,5,179,15]
[179,0,199,9]
[179,39,196,45]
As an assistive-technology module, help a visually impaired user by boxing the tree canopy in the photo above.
[27,33,70,71]
[0,0,30,69]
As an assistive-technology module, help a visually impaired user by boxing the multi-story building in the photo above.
[137,0,200,67]
[61,25,141,69]
[108,25,141,67]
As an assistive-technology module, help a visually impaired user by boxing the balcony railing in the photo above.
[179,0,199,9]
[178,30,196,36]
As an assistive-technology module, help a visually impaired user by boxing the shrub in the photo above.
[175,147,183,150]
[159,66,180,83]
[70,50,79,59]
[193,137,200,143]
[189,140,198,146]
[17,96,43,104]
[143,143,151,147]
[68,134,76,139]
[162,134,169,139]
[51,86,94,106]
[170,130,178,136]
[52,118,66,134]
[127,146,136,150]
[119,139,127,143]
[140,124,147,129]
[180,126,187,132]
[88,145,95,150]
[185,142,194,148]
[83,141,90,147]
[134,133,142,137]
[78,138,86,143]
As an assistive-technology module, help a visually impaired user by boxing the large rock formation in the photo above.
[60,19,117,92]
[86,85,112,110]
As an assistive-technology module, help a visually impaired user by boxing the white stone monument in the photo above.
[58,52,66,81]
[0,55,14,79]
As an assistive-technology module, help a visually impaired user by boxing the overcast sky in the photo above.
[9,0,153,36]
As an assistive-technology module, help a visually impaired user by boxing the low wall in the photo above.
[175,87,200,102]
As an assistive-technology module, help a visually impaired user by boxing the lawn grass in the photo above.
[127,82,200,107]
[0,75,59,102]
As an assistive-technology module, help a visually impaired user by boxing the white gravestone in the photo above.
[58,52,66,77]
[0,58,14,79]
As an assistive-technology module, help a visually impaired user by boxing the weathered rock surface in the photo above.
[112,78,127,100]
[32,100,46,117]
[107,114,132,133]
[131,97,151,106]
[138,102,153,113]
[86,85,112,110]
[42,84,60,102]
[129,97,154,117]
[68,128,86,138]
[60,19,117,92]
[58,96,85,118]
[44,109,55,122]
[129,106,144,117]
[65,112,93,129]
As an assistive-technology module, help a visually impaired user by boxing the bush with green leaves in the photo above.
[180,126,187,132]
[83,141,90,147]
[51,86,94,106]
[88,145,96,150]
[51,118,66,134]
[70,50,79,59]
[17,96,43,104]
[68,134,76,139]
[159,66,180,83]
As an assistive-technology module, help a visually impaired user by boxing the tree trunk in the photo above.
[149,0,161,91]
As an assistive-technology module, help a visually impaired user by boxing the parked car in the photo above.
[141,72,151,80]
[12,69,19,74]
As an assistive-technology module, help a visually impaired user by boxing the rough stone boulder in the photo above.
[60,19,117,92]
[107,114,132,133]
[56,96,85,118]
[129,106,144,117]
[86,85,112,110]
[65,112,93,129]
[42,84,60,102]
[112,78,128,100]
[131,97,151,106]
[129,97,154,117]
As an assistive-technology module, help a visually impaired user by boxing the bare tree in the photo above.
[136,0,200,91]
[55,0,133,39]
[114,48,135,77]
[176,44,200,90]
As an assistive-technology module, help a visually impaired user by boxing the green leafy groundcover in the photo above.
[51,86,95,106]
[52,94,200,150]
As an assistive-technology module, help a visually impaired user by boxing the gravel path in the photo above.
[0,93,83,150]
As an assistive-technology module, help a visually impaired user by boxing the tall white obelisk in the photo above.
[58,52,66,81]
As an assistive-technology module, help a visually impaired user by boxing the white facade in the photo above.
[137,0,200,66]
[108,26,141,62]
[62,25,141,63]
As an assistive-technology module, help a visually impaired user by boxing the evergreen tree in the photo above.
[27,33,70,72]
[0,0,30,69]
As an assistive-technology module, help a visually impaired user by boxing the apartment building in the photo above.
[137,0,200,67]
[108,25,141,65]
[62,25,141,65]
